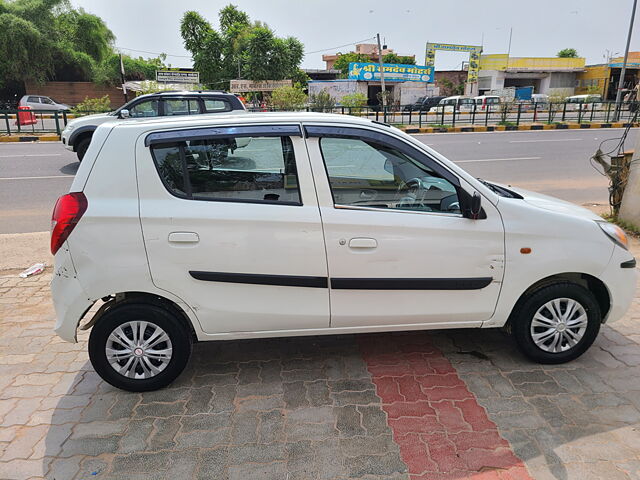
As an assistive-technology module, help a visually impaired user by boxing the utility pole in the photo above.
[119,53,128,102]
[614,0,637,121]
[506,27,513,69]
[376,33,386,109]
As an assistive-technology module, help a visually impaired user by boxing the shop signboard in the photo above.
[347,63,434,82]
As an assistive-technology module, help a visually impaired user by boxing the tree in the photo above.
[333,53,370,77]
[382,53,415,65]
[93,53,166,86]
[0,0,116,86]
[557,48,579,58]
[271,85,307,110]
[180,4,305,89]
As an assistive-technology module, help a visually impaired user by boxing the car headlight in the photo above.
[597,221,629,250]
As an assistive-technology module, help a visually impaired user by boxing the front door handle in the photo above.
[168,232,200,243]
[348,237,377,249]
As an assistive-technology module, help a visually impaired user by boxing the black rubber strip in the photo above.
[189,271,328,288]
[190,271,493,290]
[330,277,493,290]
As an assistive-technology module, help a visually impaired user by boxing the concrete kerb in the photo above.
[401,122,640,134]
[0,135,61,142]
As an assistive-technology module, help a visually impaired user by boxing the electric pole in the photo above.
[614,0,637,121]
[376,33,386,109]
[119,54,128,102]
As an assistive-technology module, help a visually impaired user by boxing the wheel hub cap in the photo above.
[105,320,173,379]
[530,298,588,353]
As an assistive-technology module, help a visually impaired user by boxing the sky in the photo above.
[71,0,638,71]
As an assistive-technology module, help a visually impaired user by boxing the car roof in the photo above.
[110,111,392,132]
[134,91,232,100]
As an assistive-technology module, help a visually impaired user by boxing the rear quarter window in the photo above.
[203,98,232,113]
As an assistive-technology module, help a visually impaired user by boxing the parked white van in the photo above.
[436,95,475,112]
[566,94,603,111]
[473,95,501,111]
[51,112,637,391]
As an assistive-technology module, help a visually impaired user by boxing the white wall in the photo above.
[308,81,363,104]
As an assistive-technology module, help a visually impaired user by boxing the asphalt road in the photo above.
[0,128,636,234]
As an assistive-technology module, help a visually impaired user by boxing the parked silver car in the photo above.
[19,95,70,111]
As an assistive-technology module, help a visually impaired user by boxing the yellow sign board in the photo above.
[425,42,482,84]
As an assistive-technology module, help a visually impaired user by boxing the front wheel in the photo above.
[75,137,91,162]
[88,303,192,391]
[511,283,601,364]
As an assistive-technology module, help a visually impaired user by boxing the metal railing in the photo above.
[247,101,640,128]
[1,102,638,136]
[0,109,109,135]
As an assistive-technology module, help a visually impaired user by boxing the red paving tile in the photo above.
[359,333,533,480]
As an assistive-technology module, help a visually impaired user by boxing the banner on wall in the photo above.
[348,62,434,82]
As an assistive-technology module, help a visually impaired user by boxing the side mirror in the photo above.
[119,109,130,119]
[470,191,482,219]
[383,159,394,175]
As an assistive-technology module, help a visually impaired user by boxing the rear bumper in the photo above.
[51,244,94,342]
[600,247,637,323]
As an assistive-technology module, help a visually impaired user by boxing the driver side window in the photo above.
[319,137,460,214]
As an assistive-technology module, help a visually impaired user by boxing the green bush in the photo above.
[340,93,368,108]
[309,90,336,112]
[271,85,307,110]
[71,95,112,114]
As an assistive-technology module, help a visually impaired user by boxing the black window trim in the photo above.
[146,124,303,147]
[149,129,304,207]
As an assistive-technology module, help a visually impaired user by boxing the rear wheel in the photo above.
[75,137,91,162]
[511,283,601,364]
[88,303,192,391]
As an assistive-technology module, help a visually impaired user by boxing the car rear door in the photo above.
[304,124,505,329]
[136,123,330,334]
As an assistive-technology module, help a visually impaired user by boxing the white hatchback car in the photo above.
[51,112,637,391]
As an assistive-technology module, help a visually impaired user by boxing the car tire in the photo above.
[511,283,601,364]
[76,137,91,162]
[88,303,192,392]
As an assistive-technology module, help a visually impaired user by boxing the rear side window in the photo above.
[203,98,232,112]
[27,96,40,103]
[151,136,301,205]
[163,99,199,116]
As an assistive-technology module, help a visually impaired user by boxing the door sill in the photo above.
[196,320,484,341]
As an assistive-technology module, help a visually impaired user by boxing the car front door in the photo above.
[304,125,505,329]
[137,124,329,334]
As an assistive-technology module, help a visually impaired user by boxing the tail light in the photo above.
[51,192,88,255]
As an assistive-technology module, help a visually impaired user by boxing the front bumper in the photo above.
[600,246,638,323]
[61,130,74,151]
[51,244,94,342]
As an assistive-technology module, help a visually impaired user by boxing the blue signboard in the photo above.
[348,62,434,83]
[609,62,640,68]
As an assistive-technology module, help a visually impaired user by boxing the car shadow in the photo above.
[41,324,640,479]
[59,162,79,176]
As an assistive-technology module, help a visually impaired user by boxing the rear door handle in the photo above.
[348,237,377,249]
[168,232,199,243]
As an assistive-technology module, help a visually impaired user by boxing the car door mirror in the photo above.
[119,109,130,119]
[470,191,482,219]
[384,159,394,175]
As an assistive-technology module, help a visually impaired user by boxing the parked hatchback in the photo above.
[61,90,246,161]
[19,95,70,111]
[403,96,446,112]
[51,112,637,391]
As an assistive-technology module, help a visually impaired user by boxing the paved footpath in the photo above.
[1,268,639,480]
